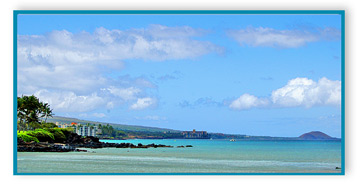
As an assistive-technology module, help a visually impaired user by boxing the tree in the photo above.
[28,121,41,130]
[17,95,54,130]
[41,102,54,123]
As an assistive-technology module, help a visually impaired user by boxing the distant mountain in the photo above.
[299,131,337,140]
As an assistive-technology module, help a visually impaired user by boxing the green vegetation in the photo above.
[17,128,73,143]
[17,95,54,131]
[17,132,39,143]
[98,124,126,138]
[26,129,55,142]
[45,128,68,142]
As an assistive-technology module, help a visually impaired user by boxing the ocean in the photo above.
[17,139,342,174]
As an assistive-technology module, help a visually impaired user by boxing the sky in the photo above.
[16,13,342,137]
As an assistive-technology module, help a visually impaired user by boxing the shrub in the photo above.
[41,122,58,128]
[27,129,55,142]
[45,128,67,143]
[17,133,39,143]
[60,127,74,137]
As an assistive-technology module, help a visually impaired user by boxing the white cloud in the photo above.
[18,25,221,66]
[130,97,157,110]
[227,26,340,48]
[17,25,219,113]
[106,86,141,101]
[229,77,341,110]
[271,77,341,107]
[229,94,270,110]
[34,89,106,112]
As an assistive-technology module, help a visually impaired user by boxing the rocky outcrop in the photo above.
[17,136,176,152]
[17,138,75,152]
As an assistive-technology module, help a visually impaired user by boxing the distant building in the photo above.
[182,129,209,139]
[55,122,73,129]
[55,122,99,137]
[75,125,98,137]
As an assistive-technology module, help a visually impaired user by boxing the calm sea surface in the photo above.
[17,139,342,173]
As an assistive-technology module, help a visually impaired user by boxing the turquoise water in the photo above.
[17,139,342,173]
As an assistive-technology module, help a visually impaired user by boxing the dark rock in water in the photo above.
[335,167,341,170]
[299,131,335,140]
[177,145,185,148]
[17,138,76,152]
[185,145,193,147]
[18,134,174,152]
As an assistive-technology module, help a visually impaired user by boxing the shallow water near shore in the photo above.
[17,139,342,173]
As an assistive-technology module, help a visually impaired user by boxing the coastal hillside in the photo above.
[46,116,181,133]
[299,131,336,140]
[46,117,340,140]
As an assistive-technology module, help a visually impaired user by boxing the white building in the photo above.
[75,125,98,137]
[56,122,99,137]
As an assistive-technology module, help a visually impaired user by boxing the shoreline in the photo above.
[17,136,193,152]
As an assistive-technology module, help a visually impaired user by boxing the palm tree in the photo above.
[41,103,54,124]
[20,95,41,125]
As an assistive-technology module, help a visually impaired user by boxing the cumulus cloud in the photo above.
[229,77,341,110]
[106,86,141,101]
[33,89,106,112]
[130,97,157,110]
[271,77,341,107]
[229,94,270,110]
[17,25,221,113]
[227,26,340,48]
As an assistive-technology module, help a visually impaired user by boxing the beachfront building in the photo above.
[56,122,99,137]
[182,129,209,139]
[75,125,98,137]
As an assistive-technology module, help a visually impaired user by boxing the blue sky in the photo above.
[17,14,342,137]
